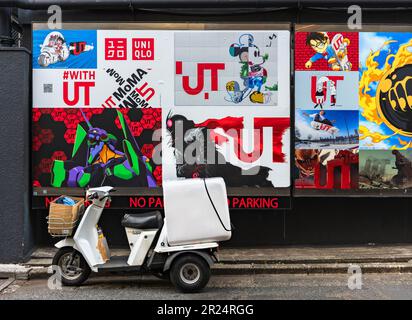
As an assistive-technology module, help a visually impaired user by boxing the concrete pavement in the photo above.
[2,244,412,280]
[2,273,412,300]
[15,244,412,279]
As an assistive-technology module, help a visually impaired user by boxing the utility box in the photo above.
[163,178,231,246]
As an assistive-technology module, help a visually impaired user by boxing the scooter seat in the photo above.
[121,211,163,229]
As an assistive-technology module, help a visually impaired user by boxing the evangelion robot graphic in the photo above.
[51,110,157,188]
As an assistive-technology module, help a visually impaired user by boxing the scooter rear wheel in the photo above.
[170,254,210,293]
[52,247,91,286]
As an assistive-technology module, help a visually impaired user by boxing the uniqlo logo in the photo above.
[105,38,127,60]
[132,38,154,60]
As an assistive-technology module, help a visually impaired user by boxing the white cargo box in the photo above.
[163,178,231,246]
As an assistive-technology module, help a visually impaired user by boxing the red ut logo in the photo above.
[311,75,343,105]
[69,41,86,55]
[176,61,225,100]
[200,117,290,163]
[63,82,95,106]
[314,150,358,189]
[332,34,344,51]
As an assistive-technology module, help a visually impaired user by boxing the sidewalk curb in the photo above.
[0,264,33,280]
[3,261,412,280]
[212,262,412,275]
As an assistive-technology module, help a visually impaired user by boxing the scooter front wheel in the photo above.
[170,254,211,293]
[52,247,91,286]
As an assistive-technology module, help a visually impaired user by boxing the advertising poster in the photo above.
[294,71,358,110]
[32,108,162,188]
[33,30,174,109]
[162,107,290,188]
[167,30,290,188]
[295,28,412,192]
[32,26,291,195]
[359,150,412,189]
[359,32,412,150]
[174,31,289,107]
[295,110,359,150]
[294,148,359,189]
[294,30,359,190]
[358,32,412,190]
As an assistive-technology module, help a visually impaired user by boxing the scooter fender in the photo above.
[163,250,215,273]
[55,238,76,249]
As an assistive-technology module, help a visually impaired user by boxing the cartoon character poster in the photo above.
[174,31,290,107]
[295,31,359,71]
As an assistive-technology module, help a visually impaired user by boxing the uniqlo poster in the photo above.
[294,30,359,190]
[295,27,412,192]
[32,25,291,191]
[174,31,290,108]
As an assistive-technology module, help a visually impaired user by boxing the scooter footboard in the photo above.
[126,228,158,266]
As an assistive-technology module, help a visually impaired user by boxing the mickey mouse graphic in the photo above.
[226,34,275,104]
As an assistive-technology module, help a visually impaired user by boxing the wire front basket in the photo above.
[47,216,79,237]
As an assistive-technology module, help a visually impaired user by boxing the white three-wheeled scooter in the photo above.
[52,178,231,293]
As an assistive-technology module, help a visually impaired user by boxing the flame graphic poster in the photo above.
[359,32,412,150]
[295,30,412,191]
[358,32,412,189]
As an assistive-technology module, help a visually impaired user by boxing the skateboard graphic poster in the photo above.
[32,26,291,192]
[295,109,359,150]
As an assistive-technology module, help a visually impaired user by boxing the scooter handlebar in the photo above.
[87,192,99,200]
[99,195,111,201]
